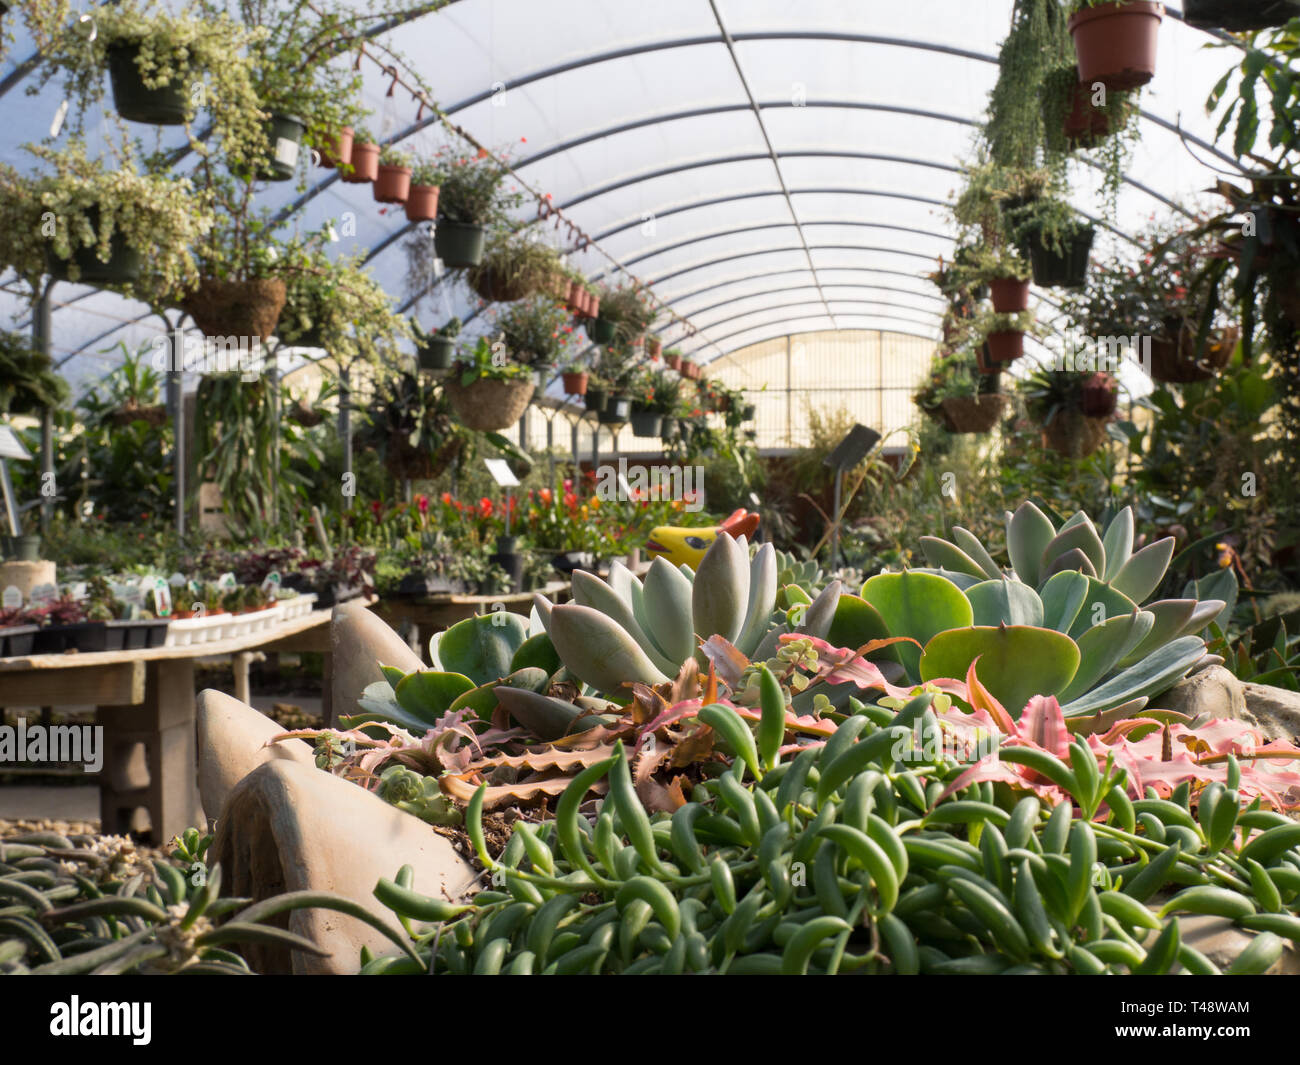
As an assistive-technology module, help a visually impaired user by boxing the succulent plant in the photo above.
[533,535,842,696]
[362,692,1300,975]
[870,502,1232,720]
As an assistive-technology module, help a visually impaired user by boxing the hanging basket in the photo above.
[444,374,535,431]
[404,184,440,222]
[470,266,536,303]
[342,141,380,184]
[180,278,287,342]
[45,213,142,286]
[374,164,412,205]
[589,317,617,344]
[434,221,486,269]
[1184,0,1300,30]
[317,126,353,169]
[1146,322,1238,384]
[990,277,1031,312]
[384,431,462,481]
[1080,376,1119,418]
[417,336,455,372]
[986,330,1025,364]
[665,352,682,371]
[254,113,305,182]
[598,393,632,425]
[1052,72,1116,149]
[660,415,678,440]
[1042,409,1111,458]
[646,337,663,359]
[562,371,588,395]
[1068,1,1164,91]
[1026,226,1095,288]
[106,43,190,124]
[107,401,168,428]
[937,394,1005,434]
[630,410,663,437]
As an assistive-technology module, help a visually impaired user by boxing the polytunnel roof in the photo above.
[0,1,1258,395]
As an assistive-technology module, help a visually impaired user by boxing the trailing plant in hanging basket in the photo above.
[444,337,536,432]
[362,370,466,482]
[0,331,70,415]
[1024,365,1116,457]
[431,143,524,227]
[0,141,211,305]
[181,276,287,342]
[986,0,1074,172]
[594,281,657,343]
[496,295,574,369]
[412,317,460,372]
[467,229,562,303]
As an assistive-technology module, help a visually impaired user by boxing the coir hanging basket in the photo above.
[444,375,535,431]
[1147,323,1237,385]
[180,278,287,342]
[1042,410,1110,459]
[937,394,1005,434]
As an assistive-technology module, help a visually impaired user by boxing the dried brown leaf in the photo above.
[461,746,615,775]
[440,773,608,808]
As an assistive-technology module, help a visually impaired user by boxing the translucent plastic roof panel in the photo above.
[0,0,1264,392]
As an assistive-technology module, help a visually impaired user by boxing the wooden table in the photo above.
[376,580,572,658]
[0,602,356,843]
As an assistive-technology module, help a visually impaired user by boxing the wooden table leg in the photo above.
[99,659,206,844]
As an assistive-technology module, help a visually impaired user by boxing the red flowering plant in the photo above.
[495,295,574,371]
[428,143,525,226]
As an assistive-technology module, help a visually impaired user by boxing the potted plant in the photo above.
[342,126,380,184]
[646,369,681,437]
[431,145,522,269]
[374,146,413,205]
[0,331,71,420]
[629,371,663,438]
[592,282,656,347]
[318,126,353,169]
[0,143,209,302]
[913,348,1006,434]
[497,295,573,369]
[412,317,460,372]
[598,391,633,425]
[977,309,1038,364]
[680,359,701,380]
[0,605,42,658]
[1067,1,1165,91]
[583,372,609,413]
[444,337,536,431]
[1006,196,1095,288]
[362,371,465,482]
[1023,366,1115,458]
[1080,371,1119,417]
[405,159,441,222]
[664,348,683,371]
[561,362,589,396]
[646,336,663,359]
[468,230,562,303]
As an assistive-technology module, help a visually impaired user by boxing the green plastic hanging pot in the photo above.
[589,317,617,345]
[434,220,486,268]
[584,387,607,413]
[44,207,142,285]
[418,336,455,371]
[629,410,663,437]
[107,43,190,125]
[598,393,632,424]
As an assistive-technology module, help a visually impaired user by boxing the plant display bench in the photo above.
[0,600,373,843]
[377,580,571,657]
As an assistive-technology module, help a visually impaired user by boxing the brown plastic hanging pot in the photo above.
[562,371,589,395]
[342,141,380,183]
[990,277,1031,312]
[986,330,1025,364]
[374,164,412,204]
[1068,1,1164,91]
[404,184,440,222]
[318,126,353,169]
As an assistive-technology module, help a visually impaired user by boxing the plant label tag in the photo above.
[218,572,238,589]
[151,579,172,618]
[30,583,58,606]
[2,586,22,610]
[261,571,282,592]
[121,583,145,607]
[484,458,519,487]
[68,581,87,600]
[274,137,299,167]
[50,99,69,139]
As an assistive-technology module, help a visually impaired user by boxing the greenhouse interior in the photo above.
[2,0,1300,990]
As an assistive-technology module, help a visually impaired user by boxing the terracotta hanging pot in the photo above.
[665,352,682,371]
[990,277,1031,313]
[1080,373,1119,417]
[342,141,380,184]
[318,126,353,169]
[562,371,588,395]
[374,164,412,204]
[1056,73,1116,148]
[1068,1,1164,91]
[1146,321,1238,384]
[404,184,440,222]
[986,330,1025,364]
[646,337,663,359]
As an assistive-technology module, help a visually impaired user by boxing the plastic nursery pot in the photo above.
[491,536,524,594]
[418,336,455,372]
[1025,225,1095,288]
[589,317,617,345]
[598,393,632,425]
[106,43,190,124]
[986,330,1025,364]
[0,624,39,658]
[14,535,41,562]
[739,403,756,420]
[565,280,584,313]
[374,164,412,205]
[404,184,440,222]
[665,353,682,371]
[562,371,589,395]
[629,410,663,437]
[257,113,305,181]
[1056,75,1115,148]
[342,141,380,184]
[45,207,142,287]
[1068,1,1164,91]
[433,220,486,268]
[587,294,601,319]
[318,126,353,169]
[660,415,677,439]
[646,337,663,359]
[1183,0,1300,31]
[990,277,1031,313]
[584,386,607,413]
